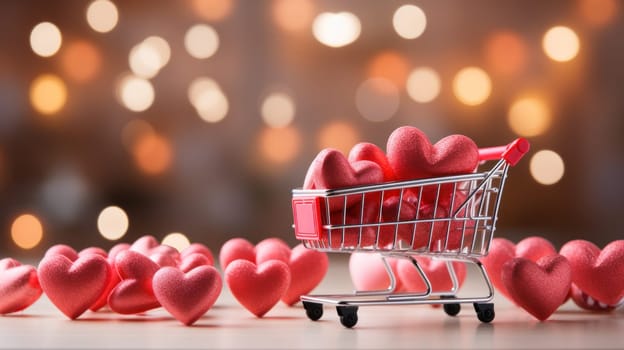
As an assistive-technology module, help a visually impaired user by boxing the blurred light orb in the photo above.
[317,121,359,155]
[61,40,102,83]
[188,77,220,106]
[117,75,155,112]
[30,22,62,57]
[162,233,191,252]
[30,74,68,115]
[194,87,229,123]
[185,24,219,59]
[393,5,427,39]
[86,0,119,33]
[143,36,171,68]
[129,42,162,79]
[366,51,410,86]
[406,67,441,103]
[121,119,155,150]
[132,133,173,175]
[261,93,295,128]
[484,31,528,77]
[542,26,580,62]
[97,206,129,241]
[452,67,492,106]
[258,126,301,164]
[272,0,315,33]
[312,12,361,48]
[356,78,400,122]
[11,214,43,250]
[507,96,552,137]
[578,0,618,28]
[530,150,565,185]
[190,0,234,22]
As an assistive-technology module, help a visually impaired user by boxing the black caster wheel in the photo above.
[443,303,461,317]
[302,301,323,321]
[336,305,359,328]
[473,303,495,323]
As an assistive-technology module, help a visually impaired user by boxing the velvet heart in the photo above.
[219,238,256,270]
[0,258,42,314]
[501,255,571,321]
[570,283,623,312]
[180,243,214,266]
[396,257,467,293]
[152,266,222,326]
[559,239,624,305]
[179,253,213,273]
[108,250,161,315]
[129,235,160,256]
[44,244,79,261]
[255,237,291,265]
[281,244,329,306]
[224,259,291,317]
[348,142,396,182]
[38,254,110,319]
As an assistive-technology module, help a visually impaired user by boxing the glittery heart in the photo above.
[38,254,110,319]
[152,266,222,326]
[107,250,161,315]
[396,257,467,293]
[281,244,328,306]
[224,260,291,317]
[0,258,42,315]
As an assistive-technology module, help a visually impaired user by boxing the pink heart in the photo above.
[44,244,79,261]
[88,244,130,312]
[349,253,404,292]
[179,253,213,273]
[109,243,130,260]
[570,283,622,312]
[38,254,111,319]
[281,244,329,306]
[255,238,291,265]
[219,238,256,270]
[79,247,108,258]
[501,255,571,321]
[0,258,42,314]
[129,235,160,256]
[559,239,624,305]
[108,250,161,315]
[180,243,214,266]
[224,260,291,317]
[153,266,222,326]
[348,142,396,182]
[396,257,467,293]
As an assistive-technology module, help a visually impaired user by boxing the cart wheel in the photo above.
[302,301,323,321]
[336,306,358,328]
[473,303,495,323]
[443,303,461,317]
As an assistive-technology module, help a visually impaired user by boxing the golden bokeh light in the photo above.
[143,36,171,68]
[392,4,427,39]
[116,74,155,112]
[406,67,441,103]
[507,96,552,137]
[61,40,102,83]
[97,206,129,241]
[11,214,44,250]
[121,119,155,150]
[312,12,361,48]
[162,232,191,252]
[530,150,565,185]
[129,42,162,79]
[132,132,173,175]
[29,74,68,116]
[185,24,219,59]
[355,78,400,122]
[86,0,119,33]
[261,92,295,128]
[188,77,229,122]
[317,121,359,155]
[272,0,315,33]
[366,51,410,86]
[30,22,62,57]
[190,0,234,22]
[484,31,528,76]
[542,26,580,62]
[258,126,302,164]
[577,0,618,28]
[452,67,492,106]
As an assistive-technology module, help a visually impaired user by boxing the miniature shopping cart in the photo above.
[291,138,529,328]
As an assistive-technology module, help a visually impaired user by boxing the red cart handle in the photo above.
[478,138,530,166]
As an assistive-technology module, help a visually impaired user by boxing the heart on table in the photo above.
[396,257,467,293]
[0,258,42,315]
[108,250,161,315]
[153,265,222,326]
[180,243,214,266]
[281,244,329,306]
[219,237,291,270]
[349,253,404,292]
[179,253,213,273]
[569,283,623,312]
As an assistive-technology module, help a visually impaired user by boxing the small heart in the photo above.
[348,142,396,182]
[153,266,222,326]
[129,235,160,256]
[349,253,404,292]
[79,247,108,258]
[559,239,624,305]
[569,283,622,312]
[219,238,256,270]
[109,243,130,260]
[0,258,42,314]
[108,250,161,315]
[179,253,213,273]
[38,254,111,319]
[225,259,291,317]
[180,243,214,266]
[281,244,329,306]
[255,238,291,265]
[501,255,571,321]
[396,257,467,293]
[44,244,79,261]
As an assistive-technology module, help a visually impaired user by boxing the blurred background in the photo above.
[1,0,622,260]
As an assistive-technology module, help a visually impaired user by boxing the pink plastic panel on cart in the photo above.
[478,138,530,166]
[292,197,324,240]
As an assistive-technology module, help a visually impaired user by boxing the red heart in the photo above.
[559,239,624,305]
[38,254,111,319]
[108,250,161,315]
[179,253,212,273]
[180,243,214,266]
[88,244,129,312]
[570,283,622,312]
[0,258,42,314]
[153,266,222,325]
[129,235,160,256]
[44,244,79,261]
[501,255,571,321]
[348,142,396,182]
[224,260,291,317]
[348,253,404,292]
[281,244,329,306]
[79,247,108,258]
[325,201,379,248]
[219,238,256,270]
[255,237,291,265]
[396,257,467,293]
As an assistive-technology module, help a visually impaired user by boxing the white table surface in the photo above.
[2,254,623,349]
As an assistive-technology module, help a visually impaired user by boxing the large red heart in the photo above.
[38,254,111,319]
[396,257,467,293]
[224,259,291,317]
[281,244,329,306]
[559,239,624,305]
[152,265,222,326]
[0,258,42,314]
[501,255,571,321]
[108,250,161,315]
[348,142,396,182]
